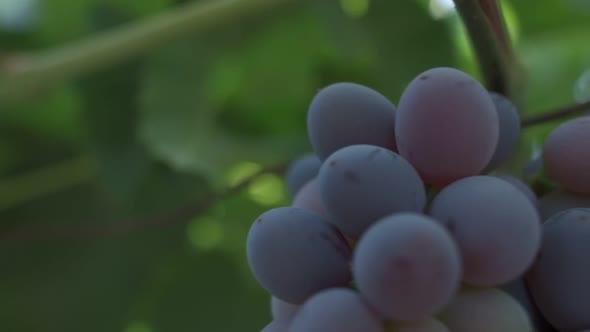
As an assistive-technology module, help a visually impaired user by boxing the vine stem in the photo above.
[453,0,523,101]
[0,0,294,103]
[521,100,590,127]
[0,160,290,245]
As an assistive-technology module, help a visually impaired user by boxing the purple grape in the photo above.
[494,174,537,207]
[438,286,532,332]
[289,288,384,332]
[261,320,289,332]
[292,178,327,219]
[285,154,321,197]
[429,176,541,286]
[526,208,590,332]
[387,317,450,332]
[271,296,299,322]
[538,190,590,221]
[484,93,521,171]
[307,82,397,160]
[353,213,461,321]
[543,117,590,193]
[395,67,499,186]
[318,145,426,239]
[246,207,352,304]
[500,278,557,332]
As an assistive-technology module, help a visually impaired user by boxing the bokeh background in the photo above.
[0,0,588,331]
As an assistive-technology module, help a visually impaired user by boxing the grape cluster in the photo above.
[247,67,590,332]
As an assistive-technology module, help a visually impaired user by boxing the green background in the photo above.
[0,0,588,331]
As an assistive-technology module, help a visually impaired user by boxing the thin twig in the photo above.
[0,160,290,245]
[521,100,590,127]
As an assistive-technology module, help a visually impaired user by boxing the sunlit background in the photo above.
[0,0,588,331]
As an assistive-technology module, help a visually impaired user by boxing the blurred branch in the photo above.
[521,100,590,127]
[0,156,97,210]
[0,0,294,103]
[453,0,523,101]
[0,160,290,245]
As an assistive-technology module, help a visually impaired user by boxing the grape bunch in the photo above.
[247,67,590,332]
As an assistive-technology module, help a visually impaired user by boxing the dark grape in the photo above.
[289,288,384,332]
[543,117,590,193]
[395,67,498,186]
[438,286,531,332]
[387,317,450,332]
[318,144,426,239]
[538,190,590,221]
[307,82,397,160]
[429,176,541,286]
[494,174,537,207]
[526,208,590,332]
[353,213,461,321]
[484,93,521,171]
[246,207,352,304]
[285,154,321,197]
[292,178,327,219]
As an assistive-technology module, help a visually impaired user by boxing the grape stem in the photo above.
[0,160,290,245]
[0,0,295,104]
[521,100,590,127]
[453,0,524,102]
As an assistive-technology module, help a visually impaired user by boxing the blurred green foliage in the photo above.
[0,0,588,331]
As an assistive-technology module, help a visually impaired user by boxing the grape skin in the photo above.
[543,117,590,193]
[395,67,499,186]
[353,213,461,321]
[318,144,426,240]
[538,190,590,221]
[526,208,590,332]
[246,207,352,304]
[429,176,541,286]
[261,320,289,332]
[494,174,537,207]
[271,296,299,322]
[289,288,384,332]
[292,178,327,219]
[484,93,521,171]
[500,278,557,332]
[386,317,450,332]
[285,154,321,197]
[438,286,531,332]
[307,82,397,160]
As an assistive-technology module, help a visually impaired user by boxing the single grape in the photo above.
[484,93,521,171]
[543,117,590,193]
[318,144,426,239]
[353,213,461,321]
[526,208,590,332]
[307,82,397,160]
[395,67,499,186]
[285,154,321,197]
[386,317,450,332]
[271,296,299,322]
[438,286,531,332]
[538,190,590,221]
[261,320,289,332]
[247,207,352,304]
[494,174,537,207]
[292,178,327,219]
[500,278,557,332]
[429,176,541,286]
[289,288,384,332]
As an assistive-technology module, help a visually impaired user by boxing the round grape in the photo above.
[494,174,537,207]
[289,288,384,332]
[429,176,541,286]
[543,117,590,193]
[526,208,590,332]
[285,154,321,197]
[484,93,521,171]
[318,145,426,239]
[353,213,461,321]
[387,317,450,332]
[246,207,352,304]
[292,178,327,219]
[438,286,531,332]
[307,82,397,160]
[395,67,499,186]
